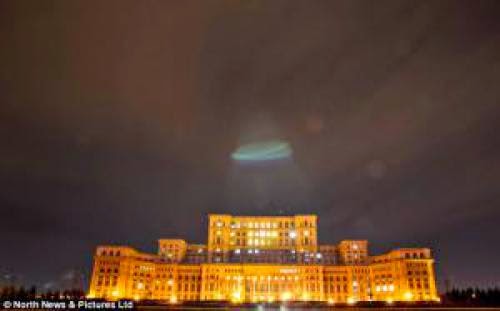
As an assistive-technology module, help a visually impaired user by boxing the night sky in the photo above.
[1,0,500,290]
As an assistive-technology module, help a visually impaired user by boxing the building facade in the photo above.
[88,214,439,304]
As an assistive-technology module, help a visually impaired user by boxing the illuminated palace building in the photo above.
[88,214,439,304]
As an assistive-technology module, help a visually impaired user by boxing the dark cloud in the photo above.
[1,0,500,289]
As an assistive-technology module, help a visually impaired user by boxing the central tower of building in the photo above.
[207,214,318,263]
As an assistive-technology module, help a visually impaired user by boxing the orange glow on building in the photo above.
[88,214,439,303]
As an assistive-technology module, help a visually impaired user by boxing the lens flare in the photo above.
[231,140,292,162]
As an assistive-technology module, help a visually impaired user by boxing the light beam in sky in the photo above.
[231,140,292,162]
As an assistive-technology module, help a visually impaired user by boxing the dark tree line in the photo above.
[0,286,85,300]
[0,286,37,299]
[443,287,500,306]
